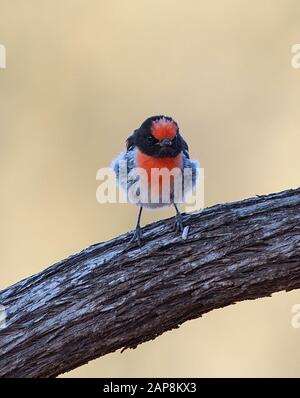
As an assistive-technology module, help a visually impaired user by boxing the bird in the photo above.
[112,115,199,247]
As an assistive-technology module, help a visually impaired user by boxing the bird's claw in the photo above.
[127,226,143,248]
[173,213,184,233]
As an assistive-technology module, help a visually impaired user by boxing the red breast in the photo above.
[136,150,182,176]
[136,150,183,195]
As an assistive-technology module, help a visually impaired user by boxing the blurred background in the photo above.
[0,0,300,377]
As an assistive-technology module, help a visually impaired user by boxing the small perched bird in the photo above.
[113,115,198,246]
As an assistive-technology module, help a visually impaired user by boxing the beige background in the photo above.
[0,0,300,377]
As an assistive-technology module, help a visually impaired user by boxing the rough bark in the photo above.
[0,188,300,378]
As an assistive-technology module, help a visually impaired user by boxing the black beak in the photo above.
[159,139,172,147]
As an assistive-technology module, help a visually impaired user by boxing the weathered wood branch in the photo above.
[0,188,300,378]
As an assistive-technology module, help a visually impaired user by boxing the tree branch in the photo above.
[0,188,300,378]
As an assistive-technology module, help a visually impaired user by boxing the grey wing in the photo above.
[179,133,199,188]
[112,149,139,192]
[182,152,199,191]
[112,129,138,187]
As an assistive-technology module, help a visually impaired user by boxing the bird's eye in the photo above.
[147,135,157,143]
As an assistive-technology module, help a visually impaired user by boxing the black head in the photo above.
[132,115,184,158]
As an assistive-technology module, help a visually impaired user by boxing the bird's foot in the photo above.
[173,212,184,233]
[127,226,143,248]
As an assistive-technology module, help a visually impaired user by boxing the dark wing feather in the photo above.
[178,133,190,159]
[126,129,138,151]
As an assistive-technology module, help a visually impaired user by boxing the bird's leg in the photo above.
[173,203,184,233]
[128,206,143,247]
